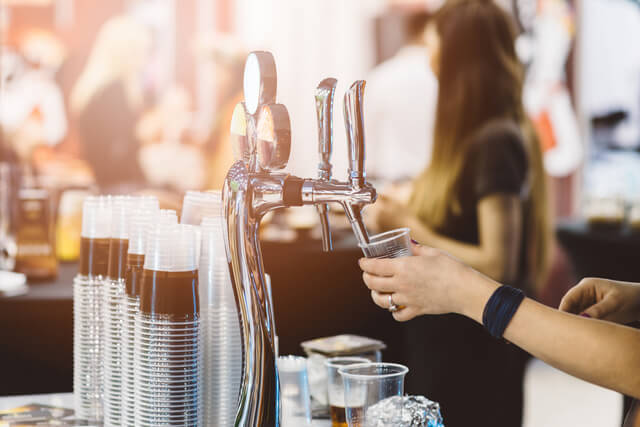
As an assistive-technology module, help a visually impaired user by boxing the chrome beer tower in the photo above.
[223,51,376,426]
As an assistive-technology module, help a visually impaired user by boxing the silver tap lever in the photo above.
[343,80,370,244]
[314,78,337,251]
[316,78,337,180]
[344,80,367,190]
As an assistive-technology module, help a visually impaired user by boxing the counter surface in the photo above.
[0,392,331,426]
[0,235,405,397]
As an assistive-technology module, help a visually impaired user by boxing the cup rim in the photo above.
[277,355,308,372]
[338,362,409,380]
[357,227,410,249]
[325,357,371,369]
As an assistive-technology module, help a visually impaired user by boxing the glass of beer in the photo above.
[358,228,411,259]
[338,362,408,427]
[326,357,370,427]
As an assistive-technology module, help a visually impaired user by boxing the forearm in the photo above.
[407,217,507,281]
[461,272,640,399]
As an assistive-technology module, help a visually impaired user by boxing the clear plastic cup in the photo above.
[338,363,409,427]
[104,196,132,427]
[127,207,159,256]
[81,195,112,240]
[181,190,222,226]
[74,195,115,423]
[199,214,243,426]
[358,228,411,259]
[133,222,202,426]
[144,223,198,273]
[326,357,371,427]
[122,205,161,426]
[278,356,313,427]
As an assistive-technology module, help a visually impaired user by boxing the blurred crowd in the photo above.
[1,14,245,206]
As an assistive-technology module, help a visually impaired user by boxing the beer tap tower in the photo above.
[223,51,377,426]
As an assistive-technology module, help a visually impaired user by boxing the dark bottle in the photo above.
[14,188,58,280]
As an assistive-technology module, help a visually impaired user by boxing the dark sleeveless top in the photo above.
[404,120,531,427]
[625,400,640,427]
[434,119,531,292]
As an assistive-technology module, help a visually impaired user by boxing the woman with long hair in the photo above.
[70,16,151,190]
[366,1,551,425]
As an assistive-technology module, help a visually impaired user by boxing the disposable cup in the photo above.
[338,363,408,427]
[358,228,411,259]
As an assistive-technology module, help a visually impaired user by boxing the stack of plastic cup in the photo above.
[74,195,112,422]
[118,198,160,427]
[278,355,313,426]
[199,215,243,426]
[181,190,223,261]
[103,195,132,426]
[180,190,223,226]
[158,208,179,224]
[134,223,202,426]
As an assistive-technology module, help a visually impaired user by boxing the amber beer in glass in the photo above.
[326,357,370,427]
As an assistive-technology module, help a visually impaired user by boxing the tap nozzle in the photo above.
[314,78,338,251]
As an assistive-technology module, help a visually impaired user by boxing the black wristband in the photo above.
[482,285,525,339]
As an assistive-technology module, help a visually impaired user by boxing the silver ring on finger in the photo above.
[388,294,399,313]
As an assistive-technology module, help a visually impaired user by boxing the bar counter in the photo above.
[0,393,331,426]
[0,232,404,396]
[1,219,635,424]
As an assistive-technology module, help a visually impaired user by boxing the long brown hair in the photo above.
[409,0,551,288]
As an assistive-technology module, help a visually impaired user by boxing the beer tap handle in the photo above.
[343,80,370,244]
[343,80,367,189]
[314,78,338,252]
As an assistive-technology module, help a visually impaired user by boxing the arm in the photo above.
[464,275,640,399]
[408,194,522,283]
[360,246,640,399]
[373,194,522,283]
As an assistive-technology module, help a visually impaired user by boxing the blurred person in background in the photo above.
[70,15,151,192]
[0,31,67,179]
[136,84,207,193]
[136,33,245,193]
[366,0,551,425]
[195,33,245,191]
[365,9,438,184]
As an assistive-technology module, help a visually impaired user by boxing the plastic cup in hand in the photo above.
[358,228,411,259]
[338,363,408,427]
[278,356,312,427]
[326,357,370,427]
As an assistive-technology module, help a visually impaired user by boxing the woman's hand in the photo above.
[559,278,640,324]
[359,243,497,322]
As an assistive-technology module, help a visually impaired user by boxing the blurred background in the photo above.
[0,0,638,209]
[1,0,640,425]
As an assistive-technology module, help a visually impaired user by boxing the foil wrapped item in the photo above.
[365,395,444,427]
